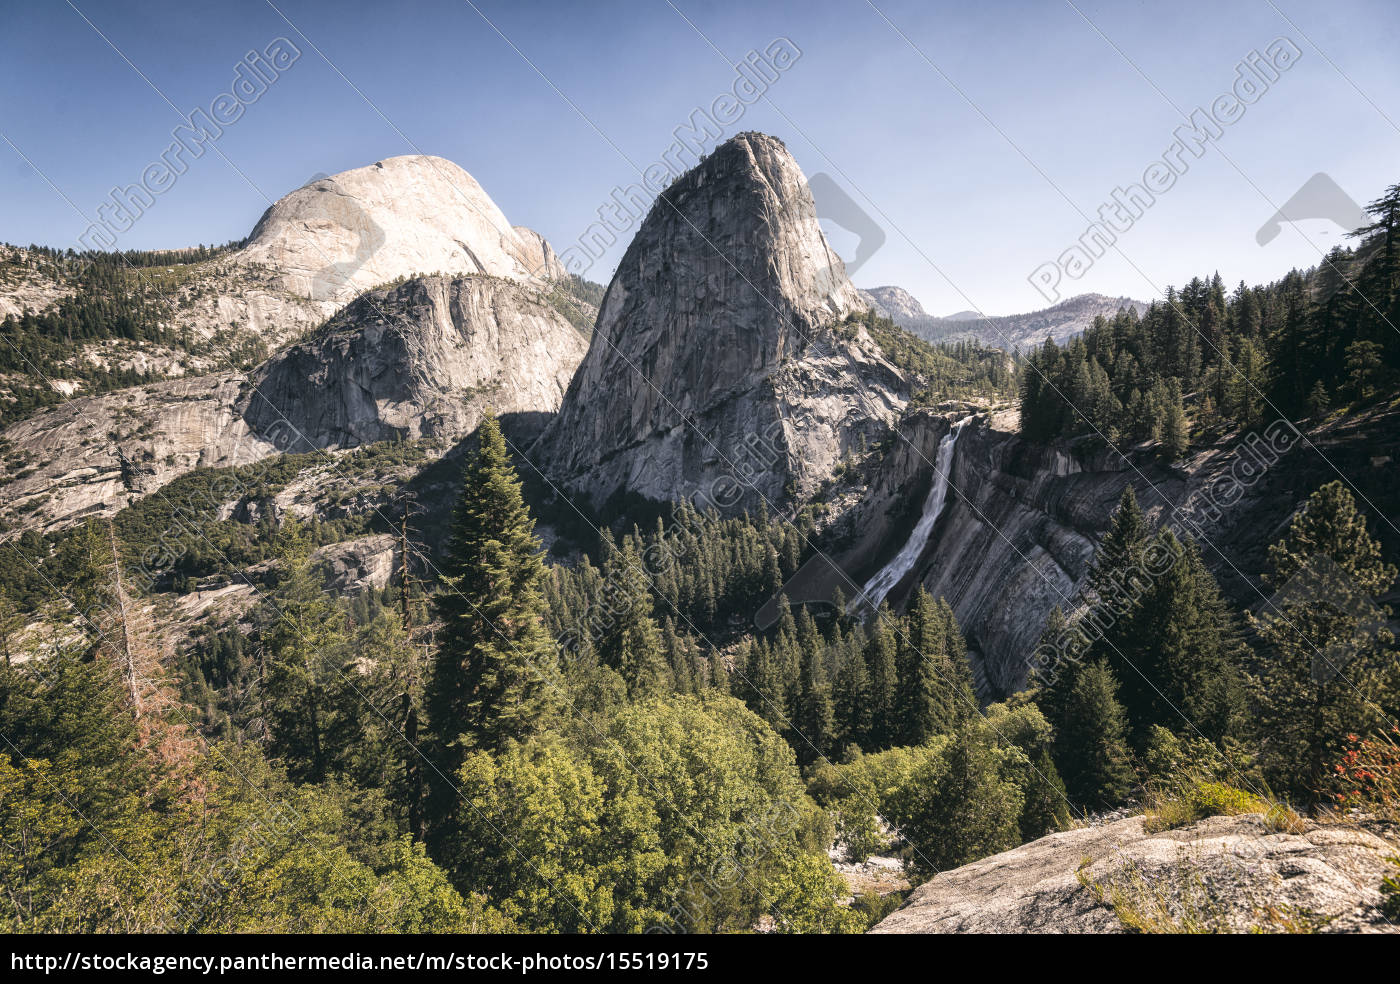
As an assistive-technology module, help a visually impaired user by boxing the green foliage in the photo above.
[895,590,975,746]
[427,411,559,765]
[445,694,848,933]
[0,642,494,933]
[1143,779,1271,834]
[1250,482,1398,800]
[0,243,247,425]
[1020,195,1400,450]
[886,727,1025,875]
[837,308,1018,404]
[543,274,606,335]
[807,743,950,863]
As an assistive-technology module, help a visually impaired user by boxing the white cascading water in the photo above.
[851,416,972,613]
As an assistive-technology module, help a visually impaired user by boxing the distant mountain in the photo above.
[858,285,929,324]
[859,289,1148,353]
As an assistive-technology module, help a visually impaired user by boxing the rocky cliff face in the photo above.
[242,274,586,451]
[808,402,1399,697]
[535,132,907,513]
[871,813,1398,933]
[0,373,274,531]
[0,156,583,532]
[0,156,572,402]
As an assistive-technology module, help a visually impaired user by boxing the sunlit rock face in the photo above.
[536,132,908,514]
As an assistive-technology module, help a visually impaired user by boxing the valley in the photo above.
[3,128,1398,938]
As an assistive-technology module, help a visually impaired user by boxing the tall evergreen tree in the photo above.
[1252,481,1398,799]
[1056,660,1135,809]
[427,411,559,769]
[896,590,968,745]
[834,645,873,750]
[595,531,670,699]
[258,519,351,784]
[793,635,836,764]
[1103,529,1246,749]
[865,604,899,748]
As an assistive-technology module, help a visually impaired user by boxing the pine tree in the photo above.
[1031,606,1081,739]
[1161,379,1190,461]
[258,518,351,783]
[427,411,559,769]
[1056,660,1135,809]
[596,530,670,699]
[865,604,899,748]
[707,647,730,695]
[1252,481,1398,799]
[793,636,836,764]
[896,589,963,745]
[1087,486,1148,603]
[1104,529,1245,749]
[833,645,872,750]
[938,598,977,725]
[1019,746,1073,840]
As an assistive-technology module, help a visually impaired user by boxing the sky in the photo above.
[2,0,1398,316]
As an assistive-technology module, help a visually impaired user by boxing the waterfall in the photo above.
[852,416,972,613]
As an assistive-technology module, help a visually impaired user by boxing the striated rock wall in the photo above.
[821,403,1400,697]
[0,373,275,531]
[242,274,586,451]
[536,132,908,513]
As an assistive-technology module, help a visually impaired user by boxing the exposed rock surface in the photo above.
[513,226,568,281]
[536,132,909,513]
[242,274,586,451]
[236,156,552,304]
[0,157,583,531]
[871,813,1398,933]
[0,245,74,319]
[866,290,1148,351]
[0,373,275,531]
[0,157,573,405]
[806,402,1399,696]
[316,533,398,593]
[858,285,930,324]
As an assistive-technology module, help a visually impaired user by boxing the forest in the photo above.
[2,187,1400,934]
[1018,183,1400,457]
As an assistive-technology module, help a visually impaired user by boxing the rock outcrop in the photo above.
[0,156,575,405]
[236,156,554,304]
[0,373,274,530]
[536,132,909,513]
[513,226,568,281]
[242,274,586,451]
[871,813,1398,933]
[316,533,398,593]
[795,402,1399,696]
[0,157,583,531]
[858,285,930,324]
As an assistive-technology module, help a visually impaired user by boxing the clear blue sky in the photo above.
[3,0,1398,315]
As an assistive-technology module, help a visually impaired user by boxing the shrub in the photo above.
[1144,778,1271,833]
[1327,728,1400,822]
